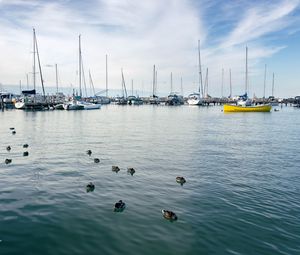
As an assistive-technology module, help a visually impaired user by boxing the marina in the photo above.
[1,1,300,255]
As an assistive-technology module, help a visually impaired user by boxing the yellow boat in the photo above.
[224,104,272,112]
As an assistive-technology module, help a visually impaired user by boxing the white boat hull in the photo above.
[187,98,203,105]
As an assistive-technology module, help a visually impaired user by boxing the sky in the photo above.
[0,0,300,97]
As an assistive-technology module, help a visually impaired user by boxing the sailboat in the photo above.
[64,35,100,110]
[187,40,204,106]
[15,29,48,110]
[224,47,271,112]
[149,65,160,104]
[115,69,128,105]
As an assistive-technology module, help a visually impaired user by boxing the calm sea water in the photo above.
[0,105,300,255]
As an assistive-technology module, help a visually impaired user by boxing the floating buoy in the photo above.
[162,210,178,221]
[86,150,92,156]
[5,159,12,164]
[176,176,186,185]
[23,151,29,157]
[86,182,95,192]
[12,131,16,135]
[114,200,126,212]
[127,167,135,176]
[112,165,120,172]
[6,146,11,151]
[23,144,29,148]
[94,158,100,163]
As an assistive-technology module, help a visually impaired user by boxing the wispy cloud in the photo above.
[0,0,299,96]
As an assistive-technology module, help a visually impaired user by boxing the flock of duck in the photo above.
[3,128,186,221]
[4,128,29,165]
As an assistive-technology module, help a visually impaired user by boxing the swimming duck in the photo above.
[112,165,120,172]
[127,167,135,176]
[176,176,186,185]
[94,158,100,163]
[114,200,126,211]
[12,131,16,135]
[86,182,95,192]
[86,150,92,156]
[162,210,178,221]
[23,151,29,157]
[23,144,29,148]
[6,146,11,151]
[5,159,12,164]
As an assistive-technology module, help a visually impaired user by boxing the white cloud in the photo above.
[0,0,299,97]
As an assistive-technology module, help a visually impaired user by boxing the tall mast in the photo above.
[33,28,36,91]
[155,70,157,96]
[245,46,248,94]
[34,30,46,99]
[26,73,29,89]
[55,63,58,94]
[89,70,96,96]
[170,72,173,94]
[263,64,267,99]
[152,65,155,97]
[205,68,208,97]
[180,77,183,96]
[221,68,224,98]
[79,35,82,97]
[272,72,275,97]
[198,40,204,98]
[106,54,108,97]
[229,68,232,98]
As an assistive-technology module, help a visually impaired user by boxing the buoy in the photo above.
[87,150,92,156]
[86,182,95,192]
[23,151,29,157]
[114,200,126,212]
[112,165,120,172]
[6,146,11,151]
[5,159,12,164]
[94,158,100,163]
[162,210,178,221]
[12,131,16,135]
[127,167,135,176]
[23,144,29,148]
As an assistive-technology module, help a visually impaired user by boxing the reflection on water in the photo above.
[0,106,300,255]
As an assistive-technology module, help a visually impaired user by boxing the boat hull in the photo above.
[224,104,272,112]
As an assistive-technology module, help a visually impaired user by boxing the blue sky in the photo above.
[0,0,299,97]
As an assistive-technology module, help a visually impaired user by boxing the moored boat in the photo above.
[224,104,272,112]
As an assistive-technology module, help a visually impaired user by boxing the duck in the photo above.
[5,159,12,164]
[94,158,100,163]
[86,182,95,192]
[23,151,29,157]
[6,146,11,151]
[114,200,126,211]
[162,210,178,221]
[127,167,135,176]
[176,176,186,185]
[112,165,120,172]
[23,144,29,148]
[86,150,92,156]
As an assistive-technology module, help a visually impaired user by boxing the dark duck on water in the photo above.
[114,200,126,212]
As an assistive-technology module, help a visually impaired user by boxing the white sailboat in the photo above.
[188,40,204,105]
[15,28,47,110]
[64,35,100,110]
